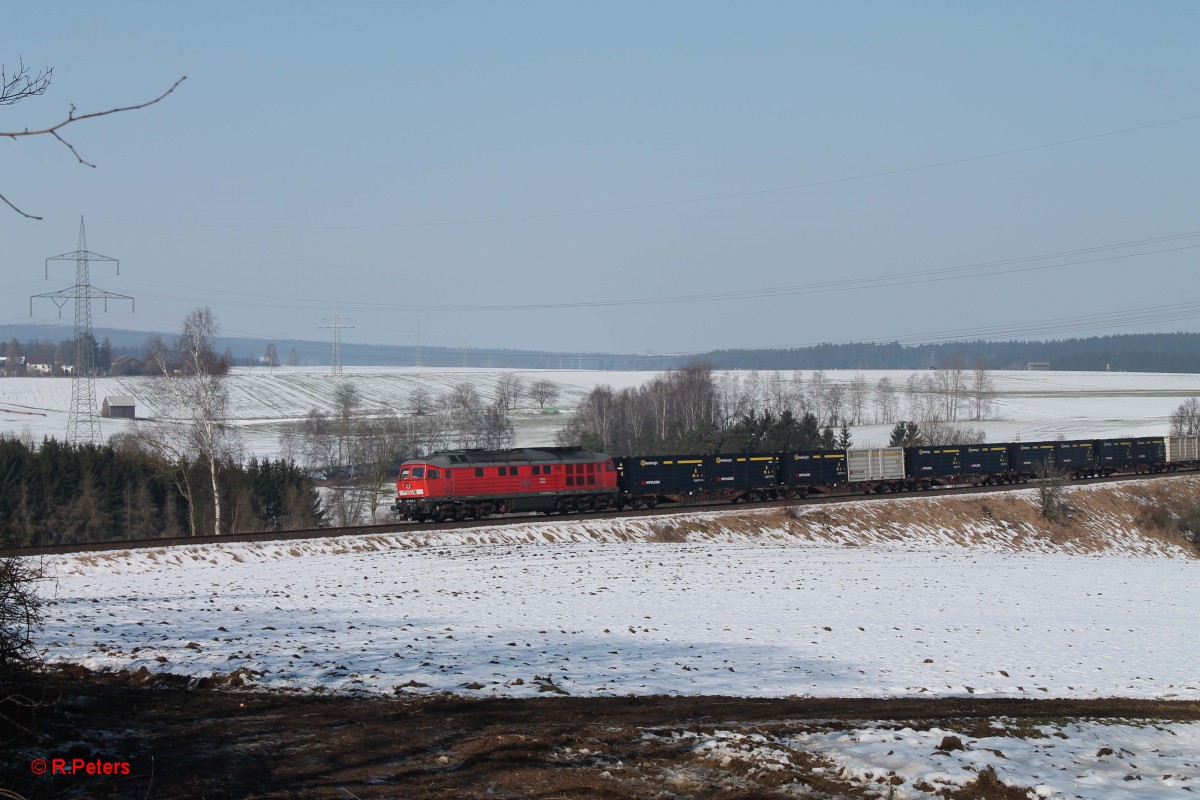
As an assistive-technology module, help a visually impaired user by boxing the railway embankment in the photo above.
[47,475,1200,578]
[651,474,1200,558]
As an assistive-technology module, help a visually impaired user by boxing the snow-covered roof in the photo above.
[104,395,136,406]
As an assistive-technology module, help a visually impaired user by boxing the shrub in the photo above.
[0,556,44,676]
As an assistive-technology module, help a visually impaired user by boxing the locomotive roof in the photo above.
[412,447,610,468]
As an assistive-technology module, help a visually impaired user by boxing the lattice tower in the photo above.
[320,302,353,376]
[31,218,134,445]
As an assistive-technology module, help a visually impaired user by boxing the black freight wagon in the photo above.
[1009,441,1059,474]
[615,455,705,500]
[961,444,1009,478]
[781,450,846,493]
[905,446,964,484]
[704,452,780,498]
[1097,437,1166,473]
[1056,440,1095,474]
[1132,437,1166,470]
[1095,438,1134,473]
[1010,440,1093,476]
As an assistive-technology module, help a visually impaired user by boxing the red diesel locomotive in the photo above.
[395,447,619,521]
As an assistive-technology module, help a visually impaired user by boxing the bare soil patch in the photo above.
[4,668,1198,799]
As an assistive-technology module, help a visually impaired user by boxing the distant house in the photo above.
[101,396,136,419]
[1026,361,1051,371]
[110,355,145,376]
[25,356,54,375]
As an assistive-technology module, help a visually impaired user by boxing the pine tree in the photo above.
[837,421,852,450]
[889,421,922,447]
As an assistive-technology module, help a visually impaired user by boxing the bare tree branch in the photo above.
[1,75,186,140]
[2,70,186,219]
[0,190,39,219]
[0,59,51,106]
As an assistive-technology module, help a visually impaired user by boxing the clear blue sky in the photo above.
[2,1,1197,355]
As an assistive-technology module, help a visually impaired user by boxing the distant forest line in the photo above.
[4,325,1200,373]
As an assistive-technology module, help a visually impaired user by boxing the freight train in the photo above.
[394,435,1200,522]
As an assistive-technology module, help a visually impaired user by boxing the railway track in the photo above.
[1,468,1186,558]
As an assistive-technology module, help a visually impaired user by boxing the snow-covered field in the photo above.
[40,507,1199,700]
[13,366,1200,796]
[4,366,1200,455]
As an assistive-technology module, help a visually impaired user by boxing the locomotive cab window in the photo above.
[412,467,425,478]
[428,469,439,479]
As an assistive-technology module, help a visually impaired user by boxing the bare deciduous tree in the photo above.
[284,408,335,473]
[874,376,898,424]
[1,58,185,218]
[494,373,525,412]
[970,360,994,421]
[349,413,413,523]
[332,383,362,471]
[847,372,869,425]
[764,371,791,417]
[918,419,985,446]
[528,378,561,411]
[408,386,432,415]
[1036,462,1070,522]
[139,308,238,535]
[444,382,480,413]
[1170,397,1200,437]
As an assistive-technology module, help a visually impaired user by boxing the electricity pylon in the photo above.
[320,302,353,376]
[31,217,134,444]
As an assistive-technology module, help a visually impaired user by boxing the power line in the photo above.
[111,228,1200,313]
[68,111,1200,231]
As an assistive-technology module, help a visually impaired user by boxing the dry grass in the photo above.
[745,477,1200,557]
[645,521,690,543]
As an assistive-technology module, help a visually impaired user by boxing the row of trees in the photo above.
[0,435,321,547]
[2,334,113,376]
[0,336,305,377]
[713,361,993,429]
[559,363,993,455]
[702,333,1200,374]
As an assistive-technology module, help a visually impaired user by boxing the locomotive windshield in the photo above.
[399,466,426,479]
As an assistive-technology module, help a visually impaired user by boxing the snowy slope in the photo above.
[38,491,1200,701]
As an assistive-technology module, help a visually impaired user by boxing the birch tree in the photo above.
[144,308,238,534]
[970,361,994,421]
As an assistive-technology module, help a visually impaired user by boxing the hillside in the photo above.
[9,325,1200,372]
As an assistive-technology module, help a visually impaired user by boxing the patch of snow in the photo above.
[791,720,1200,799]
